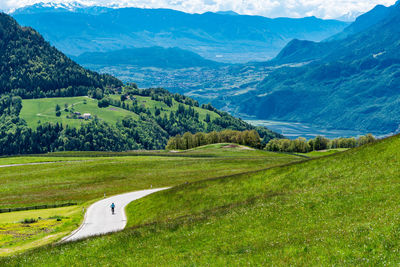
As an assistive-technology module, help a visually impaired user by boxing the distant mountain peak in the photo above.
[215,11,240,16]
[12,2,86,12]
[335,10,363,22]
[11,2,113,15]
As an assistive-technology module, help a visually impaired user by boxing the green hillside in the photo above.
[3,135,400,265]
[20,94,219,129]
[6,86,281,155]
[0,146,300,255]
[20,97,136,129]
[109,94,220,122]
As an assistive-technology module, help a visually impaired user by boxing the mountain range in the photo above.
[218,1,400,134]
[11,3,349,63]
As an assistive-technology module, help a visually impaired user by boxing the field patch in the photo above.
[20,97,136,129]
[0,205,84,256]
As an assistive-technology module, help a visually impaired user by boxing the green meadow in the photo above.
[2,147,298,209]
[20,97,135,129]
[0,145,300,256]
[109,94,220,121]
[20,95,220,129]
[0,205,85,256]
[2,136,400,265]
[295,148,350,158]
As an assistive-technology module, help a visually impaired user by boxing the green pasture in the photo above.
[20,97,136,128]
[3,136,400,265]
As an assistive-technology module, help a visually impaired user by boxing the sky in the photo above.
[1,0,398,19]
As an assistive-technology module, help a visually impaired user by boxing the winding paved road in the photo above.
[62,188,169,242]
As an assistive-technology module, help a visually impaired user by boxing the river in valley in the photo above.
[246,120,369,140]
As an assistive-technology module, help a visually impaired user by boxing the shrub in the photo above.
[21,218,38,224]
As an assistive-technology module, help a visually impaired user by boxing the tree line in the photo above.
[0,116,170,155]
[265,135,377,153]
[166,130,261,150]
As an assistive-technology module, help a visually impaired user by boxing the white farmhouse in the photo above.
[83,113,91,120]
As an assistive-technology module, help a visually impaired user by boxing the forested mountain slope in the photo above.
[221,1,400,134]
[0,13,122,98]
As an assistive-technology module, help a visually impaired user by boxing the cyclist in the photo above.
[111,202,115,215]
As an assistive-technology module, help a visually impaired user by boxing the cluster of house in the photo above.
[73,112,91,120]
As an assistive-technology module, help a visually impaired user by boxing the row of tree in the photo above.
[122,86,199,107]
[0,116,171,155]
[166,130,261,150]
[265,134,377,153]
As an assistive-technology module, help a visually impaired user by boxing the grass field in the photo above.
[0,144,273,165]
[0,205,85,256]
[2,147,299,209]
[20,95,220,129]
[109,95,220,121]
[0,156,97,165]
[20,97,135,129]
[3,136,400,265]
[0,145,300,256]
[295,148,349,158]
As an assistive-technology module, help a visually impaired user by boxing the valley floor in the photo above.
[246,119,369,139]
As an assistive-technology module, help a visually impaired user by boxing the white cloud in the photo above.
[1,0,398,19]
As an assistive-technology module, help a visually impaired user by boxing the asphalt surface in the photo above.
[62,188,170,242]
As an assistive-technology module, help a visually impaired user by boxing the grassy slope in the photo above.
[295,148,350,158]
[0,146,299,257]
[1,147,299,209]
[4,136,400,265]
[21,95,220,129]
[109,95,220,121]
[20,97,135,129]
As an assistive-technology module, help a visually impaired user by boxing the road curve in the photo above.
[62,187,170,242]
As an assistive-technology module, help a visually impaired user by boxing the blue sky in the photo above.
[2,0,398,19]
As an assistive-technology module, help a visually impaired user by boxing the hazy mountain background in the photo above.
[11,3,349,63]
[72,47,222,69]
